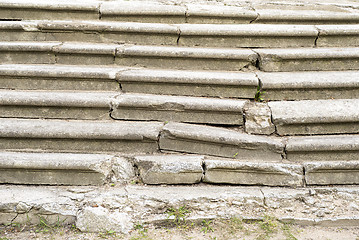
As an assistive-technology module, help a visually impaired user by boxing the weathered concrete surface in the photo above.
[160,122,284,161]
[258,71,359,100]
[134,155,204,184]
[178,24,318,48]
[286,135,359,161]
[269,99,359,135]
[118,69,258,98]
[0,64,123,91]
[255,47,359,72]
[0,152,114,185]
[0,118,163,153]
[244,102,275,135]
[116,45,258,71]
[0,90,118,120]
[317,25,359,47]
[111,93,247,125]
[305,161,359,185]
[203,159,303,187]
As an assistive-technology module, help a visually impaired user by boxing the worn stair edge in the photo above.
[286,135,359,161]
[258,71,359,100]
[317,25,359,47]
[305,161,359,185]
[0,90,118,120]
[268,99,359,135]
[0,118,163,153]
[118,69,258,98]
[111,93,248,125]
[0,151,117,185]
[255,47,359,72]
[0,64,126,91]
[159,122,284,161]
[2,185,359,232]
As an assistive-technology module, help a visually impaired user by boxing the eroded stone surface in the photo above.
[244,102,275,135]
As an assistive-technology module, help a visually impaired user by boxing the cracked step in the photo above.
[111,93,248,125]
[159,122,284,161]
[255,47,359,72]
[269,99,359,135]
[0,118,163,153]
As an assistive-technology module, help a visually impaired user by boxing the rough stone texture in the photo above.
[134,155,204,184]
[317,25,359,47]
[118,69,258,98]
[0,118,163,153]
[76,206,132,233]
[203,159,303,187]
[258,71,359,100]
[116,45,258,71]
[0,90,119,120]
[111,93,247,125]
[0,152,113,185]
[286,135,359,161]
[305,161,359,185]
[112,157,136,184]
[177,24,318,48]
[244,102,275,135]
[0,64,123,91]
[255,47,359,72]
[160,122,284,161]
[269,99,359,135]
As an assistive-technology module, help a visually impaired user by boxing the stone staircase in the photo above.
[1,0,359,233]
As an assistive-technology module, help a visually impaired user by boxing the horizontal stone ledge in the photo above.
[269,99,359,135]
[159,122,284,161]
[258,71,359,100]
[286,135,359,161]
[203,159,303,187]
[316,25,359,47]
[255,47,359,72]
[117,69,258,98]
[111,93,247,125]
[305,161,359,185]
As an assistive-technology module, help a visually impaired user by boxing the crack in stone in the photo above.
[314,26,321,47]
[259,188,267,208]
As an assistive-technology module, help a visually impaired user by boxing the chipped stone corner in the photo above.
[243,101,275,135]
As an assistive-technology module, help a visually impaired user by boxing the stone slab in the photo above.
[116,45,258,71]
[177,24,318,48]
[117,69,258,98]
[244,102,275,135]
[0,152,114,185]
[258,71,359,100]
[203,159,303,187]
[317,25,359,47]
[134,155,204,184]
[0,118,163,153]
[111,93,247,125]
[305,161,359,185]
[286,135,359,161]
[255,47,359,72]
[0,90,118,120]
[159,122,284,161]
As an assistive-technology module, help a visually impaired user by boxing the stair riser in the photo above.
[0,9,98,20]
[276,123,359,135]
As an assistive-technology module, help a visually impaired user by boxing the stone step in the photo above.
[0,118,163,153]
[0,42,257,70]
[269,99,359,135]
[255,47,359,72]
[2,184,359,232]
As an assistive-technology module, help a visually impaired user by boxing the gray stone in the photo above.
[159,122,284,160]
[269,99,359,135]
[134,155,204,184]
[255,47,359,72]
[258,71,359,100]
[112,157,136,184]
[286,135,359,161]
[111,93,247,125]
[178,24,318,48]
[0,152,114,185]
[317,25,359,47]
[305,161,359,185]
[118,69,258,98]
[203,159,303,187]
[76,206,132,233]
[116,45,258,71]
[244,102,275,135]
[0,118,163,153]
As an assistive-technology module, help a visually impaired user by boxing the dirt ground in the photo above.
[1,216,359,240]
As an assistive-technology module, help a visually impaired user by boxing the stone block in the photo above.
[134,155,204,184]
[317,25,359,47]
[244,102,275,135]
